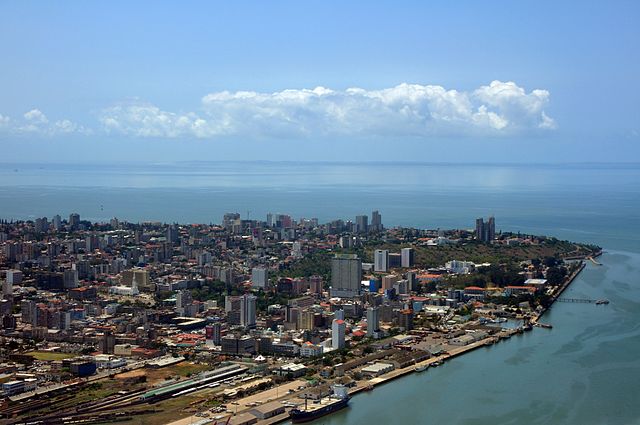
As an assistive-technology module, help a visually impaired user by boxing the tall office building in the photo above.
[371,210,383,232]
[374,249,389,272]
[382,275,398,291]
[330,254,362,298]
[475,216,496,243]
[355,215,368,233]
[52,214,62,230]
[240,294,257,328]
[6,270,23,285]
[166,224,179,244]
[367,307,380,338]
[251,267,268,288]
[332,319,346,350]
[401,248,414,268]
[69,213,80,230]
[63,269,79,289]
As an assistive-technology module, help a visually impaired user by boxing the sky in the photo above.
[0,1,639,163]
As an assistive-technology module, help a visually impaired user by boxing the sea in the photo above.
[1,161,639,424]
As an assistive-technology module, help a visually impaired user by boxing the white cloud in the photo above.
[99,81,555,139]
[0,109,88,136]
[23,108,49,124]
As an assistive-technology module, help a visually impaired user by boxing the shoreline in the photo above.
[227,254,597,425]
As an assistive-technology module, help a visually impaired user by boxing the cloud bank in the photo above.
[100,80,555,139]
[0,81,555,140]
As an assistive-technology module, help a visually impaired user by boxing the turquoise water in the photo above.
[1,162,639,424]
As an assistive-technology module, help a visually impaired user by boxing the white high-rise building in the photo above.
[332,319,346,350]
[240,294,257,328]
[367,307,379,337]
[374,250,389,272]
[53,215,62,230]
[251,267,268,288]
[176,289,192,310]
[401,248,414,268]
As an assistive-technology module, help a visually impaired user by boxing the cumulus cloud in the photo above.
[0,109,88,136]
[99,80,556,139]
[24,108,49,124]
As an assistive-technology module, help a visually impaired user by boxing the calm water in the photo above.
[1,162,639,424]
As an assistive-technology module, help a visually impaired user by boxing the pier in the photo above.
[556,297,598,303]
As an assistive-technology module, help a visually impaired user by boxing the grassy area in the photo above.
[26,351,79,361]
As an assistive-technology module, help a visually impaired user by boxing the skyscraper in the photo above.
[476,216,496,243]
[367,307,379,338]
[355,215,368,233]
[251,267,268,288]
[69,213,80,231]
[332,319,346,350]
[330,254,362,298]
[401,248,414,268]
[371,210,382,232]
[374,249,389,272]
[240,294,257,328]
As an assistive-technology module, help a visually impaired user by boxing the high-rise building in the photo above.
[240,294,257,328]
[332,319,346,350]
[401,248,414,268]
[223,212,240,230]
[355,215,368,233]
[371,210,383,232]
[374,249,389,272]
[69,213,80,230]
[251,267,268,288]
[367,307,379,338]
[406,271,418,291]
[52,214,62,230]
[166,224,179,244]
[176,290,193,310]
[212,322,222,345]
[63,269,79,289]
[475,216,496,243]
[382,275,398,291]
[6,270,23,285]
[2,279,12,297]
[330,254,362,298]
[398,309,414,331]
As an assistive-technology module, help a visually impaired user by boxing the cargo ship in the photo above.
[289,384,350,423]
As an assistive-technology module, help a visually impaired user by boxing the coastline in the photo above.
[191,253,598,425]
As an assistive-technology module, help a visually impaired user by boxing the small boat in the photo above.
[414,365,428,372]
[595,299,610,305]
[364,384,374,391]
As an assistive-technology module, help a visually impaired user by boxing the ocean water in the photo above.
[1,161,639,424]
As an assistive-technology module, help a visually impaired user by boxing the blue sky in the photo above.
[0,1,638,162]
